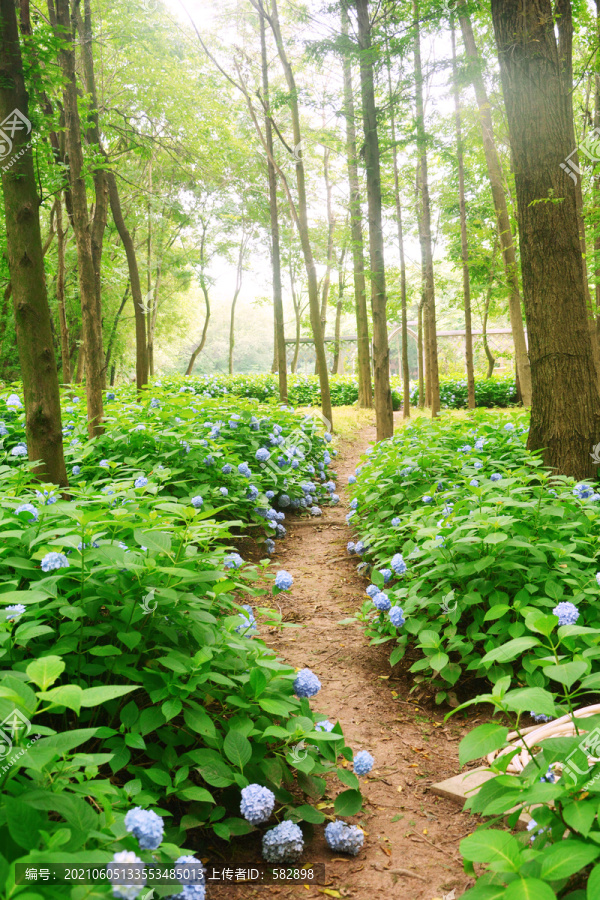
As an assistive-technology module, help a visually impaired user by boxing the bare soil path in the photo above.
[215,415,478,900]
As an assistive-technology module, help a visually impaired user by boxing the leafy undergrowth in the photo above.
[0,383,364,897]
[348,409,600,898]
[148,371,517,411]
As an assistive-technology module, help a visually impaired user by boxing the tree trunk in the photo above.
[228,233,246,375]
[355,0,393,439]
[451,19,475,409]
[341,3,372,408]
[384,39,410,418]
[259,1,288,403]
[316,144,335,375]
[105,282,130,374]
[0,0,67,485]
[289,259,302,374]
[263,0,333,429]
[55,195,71,383]
[186,225,211,375]
[458,0,532,407]
[417,297,425,408]
[414,0,440,417]
[53,0,104,437]
[491,0,600,478]
[331,245,347,374]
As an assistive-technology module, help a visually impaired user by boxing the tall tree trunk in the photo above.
[146,157,153,376]
[55,195,71,383]
[458,0,532,407]
[228,233,246,375]
[331,245,347,374]
[595,0,600,342]
[259,0,288,403]
[186,225,211,375]
[451,19,475,409]
[355,0,393,439]
[482,238,498,379]
[414,0,440,417]
[315,144,335,375]
[341,3,372,408]
[261,0,333,429]
[491,0,600,478]
[0,0,67,485]
[289,259,302,374]
[417,297,425,408]
[105,281,130,374]
[53,0,104,437]
[384,40,410,418]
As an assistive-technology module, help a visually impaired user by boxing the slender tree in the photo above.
[53,0,104,436]
[355,0,393,439]
[228,229,248,375]
[491,0,600,477]
[413,0,440,417]
[55,196,70,383]
[458,0,532,406]
[451,19,475,409]
[0,0,67,484]
[340,3,372,408]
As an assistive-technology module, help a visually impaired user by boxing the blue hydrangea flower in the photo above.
[325,481,336,493]
[347,542,356,554]
[475,439,485,450]
[6,604,25,621]
[265,539,275,554]
[470,479,479,487]
[72,465,81,475]
[262,821,304,863]
[315,720,335,732]
[293,668,321,698]
[490,473,502,482]
[41,551,69,572]
[391,517,400,527]
[266,490,275,499]
[473,460,483,469]
[530,712,553,723]
[247,485,259,501]
[353,750,374,776]
[553,601,580,626]
[124,807,164,849]
[574,483,594,500]
[331,494,340,504]
[350,498,358,510]
[325,820,364,856]
[16,503,38,521]
[11,445,27,457]
[0,423,8,436]
[222,464,233,474]
[108,850,146,900]
[6,394,21,408]
[422,495,432,504]
[324,432,332,442]
[219,487,228,497]
[348,475,356,484]
[389,606,405,628]
[504,423,515,432]
[540,766,556,784]
[106,392,115,401]
[240,784,276,824]
[459,445,472,453]
[172,855,206,900]
[390,553,407,576]
[99,459,110,468]
[310,506,322,516]
[275,570,293,591]
[224,552,244,570]
[255,448,270,462]
[191,496,204,508]
[372,591,391,612]
[379,569,392,584]
[134,476,148,489]
[365,584,379,598]
[238,462,252,478]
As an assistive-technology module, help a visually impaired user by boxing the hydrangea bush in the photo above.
[346,410,600,704]
[0,383,361,890]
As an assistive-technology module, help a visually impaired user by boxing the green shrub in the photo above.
[406,375,518,409]
[0,383,360,885]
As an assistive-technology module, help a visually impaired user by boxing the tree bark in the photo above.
[186,224,211,375]
[417,297,425,408]
[289,257,302,374]
[259,0,288,403]
[384,39,410,417]
[331,245,347,374]
[458,0,532,407]
[228,232,246,375]
[341,3,372,408]
[261,0,333,429]
[414,0,440,416]
[315,144,335,375]
[55,195,71,383]
[355,0,393,439]
[451,19,475,409]
[0,0,67,485]
[53,0,104,436]
[491,0,600,478]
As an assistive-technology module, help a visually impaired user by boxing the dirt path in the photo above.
[216,417,477,900]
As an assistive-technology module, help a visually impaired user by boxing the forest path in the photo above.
[222,414,478,900]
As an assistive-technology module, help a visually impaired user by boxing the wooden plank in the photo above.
[431,767,532,831]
